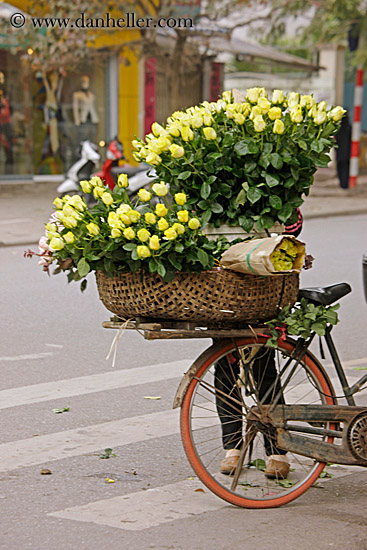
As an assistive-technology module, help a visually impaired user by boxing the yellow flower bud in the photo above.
[117,173,129,188]
[317,100,327,112]
[188,217,200,230]
[271,90,285,104]
[191,114,203,128]
[233,112,245,124]
[169,144,185,159]
[86,222,99,236]
[123,227,135,240]
[181,126,194,141]
[45,223,57,232]
[273,119,285,135]
[137,245,151,258]
[117,204,131,214]
[68,195,86,211]
[101,192,113,206]
[253,115,266,132]
[203,127,217,140]
[246,87,261,103]
[93,186,105,199]
[172,222,185,235]
[177,210,189,223]
[203,113,212,126]
[151,122,165,137]
[268,107,282,120]
[146,152,162,166]
[111,228,121,238]
[145,212,157,225]
[250,106,262,120]
[314,111,327,125]
[257,97,271,113]
[152,182,169,197]
[90,176,103,187]
[137,228,151,242]
[132,139,142,150]
[174,192,187,206]
[63,231,75,244]
[138,188,152,202]
[155,204,168,217]
[63,216,78,229]
[290,107,303,123]
[129,210,141,223]
[53,197,64,209]
[328,106,346,122]
[80,180,92,193]
[164,227,178,240]
[300,95,315,108]
[149,235,160,250]
[288,92,299,107]
[167,121,181,137]
[157,217,169,230]
[49,237,64,251]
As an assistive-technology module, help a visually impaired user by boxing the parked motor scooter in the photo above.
[57,140,100,197]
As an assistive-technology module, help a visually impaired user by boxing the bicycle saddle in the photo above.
[298,283,352,306]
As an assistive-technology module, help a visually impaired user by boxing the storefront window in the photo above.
[0,50,33,177]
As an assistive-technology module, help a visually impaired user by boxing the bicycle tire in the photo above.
[180,337,336,509]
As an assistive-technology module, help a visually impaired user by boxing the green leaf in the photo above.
[149,258,158,273]
[239,217,254,233]
[298,139,308,150]
[211,203,224,213]
[201,209,212,224]
[207,175,217,185]
[200,182,211,200]
[311,140,324,153]
[174,242,184,253]
[222,132,234,147]
[263,143,273,155]
[77,257,90,277]
[197,248,209,267]
[178,171,192,180]
[270,153,283,169]
[157,261,166,278]
[123,243,137,251]
[261,215,275,229]
[269,195,282,210]
[265,174,280,188]
[250,458,266,471]
[236,189,247,205]
[247,187,262,204]
[234,141,249,156]
[168,253,182,270]
[131,248,139,260]
[80,279,88,293]
[278,203,293,223]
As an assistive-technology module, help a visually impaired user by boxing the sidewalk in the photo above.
[1,169,367,247]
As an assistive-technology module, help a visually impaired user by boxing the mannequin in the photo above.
[42,71,63,155]
[0,71,13,173]
[72,75,98,142]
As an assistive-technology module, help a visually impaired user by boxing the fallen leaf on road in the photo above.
[194,488,205,492]
[105,478,115,483]
[143,396,161,400]
[40,468,52,475]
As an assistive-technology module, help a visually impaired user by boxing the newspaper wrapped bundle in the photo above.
[220,236,305,276]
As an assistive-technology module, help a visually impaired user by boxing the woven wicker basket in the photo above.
[96,270,299,325]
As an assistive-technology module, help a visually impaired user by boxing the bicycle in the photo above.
[104,281,367,509]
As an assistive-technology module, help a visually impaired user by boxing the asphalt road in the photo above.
[1,214,367,550]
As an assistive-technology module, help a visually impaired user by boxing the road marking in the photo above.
[49,479,225,531]
[0,352,53,362]
[0,359,190,410]
[0,409,180,472]
[0,218,32,225]
[325,357,367,370]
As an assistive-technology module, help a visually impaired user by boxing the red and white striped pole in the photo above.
[349,66,364,188]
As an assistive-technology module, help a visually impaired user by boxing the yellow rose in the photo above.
[111,228,121,238]
[137,245,151,258]
[172,222,185,235]
[63,217,78,229]
[137,228,151,242]
[63,231,75,244]
[149,235,160,250]
[145,212,157,225]
[268,107,282,120]
[177,210,189,223]
[93,186,105,199]
[123,227,135,240]
[174,192,187,206]
[129,210,141,223]
[288,92,300,107]
[90,176,103,187]
[157,217,169,230]
[146,152,162,165]
[53,197,64,209]
[250,106,262,120]
[152,182,169,197]
[68,195,86,211]
[273,119,285,135]
[317,101,327,112]
[86,222,99,236]
[56,211,65,222]
[167,121,181,137]
[233,112,245,125]
[108,212,119,226]
[300,95,315,108]
[164,227,178,240]
[117,204,131,214]
[45,223,57,232]
[120,214,131,225]
[314,111,327,125]
[101,192,113,206]
[328,106,345,122]
[203,113,212,126]
[138,188,152,202]
[132,139,142,150]
[49,237,64,251]
[181,126,194,141]
[253,115,266,132]
[188,217,200,230]
[246,87,261,103]
[203,127,217,140]
[80,180,92,193]
[169,144,185,159]
[151,122,165,137]
[257,97,271,113]
[271,90,285,104]
[155,204,168,217]
[191,114,203,128]
[117,173,129,188]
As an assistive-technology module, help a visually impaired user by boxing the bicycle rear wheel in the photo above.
[180,337,336,509]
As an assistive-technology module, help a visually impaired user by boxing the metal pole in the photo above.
[349,66,364,188]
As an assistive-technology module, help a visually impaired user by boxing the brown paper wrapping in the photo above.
[220,235,305,276]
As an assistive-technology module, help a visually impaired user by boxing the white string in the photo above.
[105,319,131,368]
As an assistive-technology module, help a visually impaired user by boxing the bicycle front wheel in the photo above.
[180,337,336,509]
